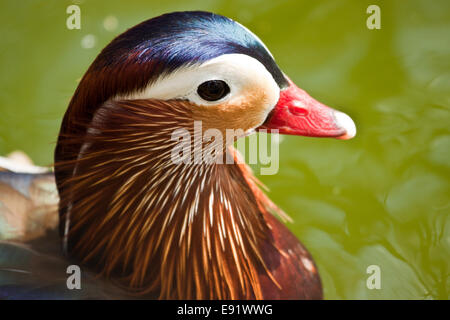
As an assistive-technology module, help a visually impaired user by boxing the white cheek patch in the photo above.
[118,53,280,111]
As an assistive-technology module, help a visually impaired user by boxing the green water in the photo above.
[0,0,448,299]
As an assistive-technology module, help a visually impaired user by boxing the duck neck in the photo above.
[60,99,284,299]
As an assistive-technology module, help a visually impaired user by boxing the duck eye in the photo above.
[197,80,230,101]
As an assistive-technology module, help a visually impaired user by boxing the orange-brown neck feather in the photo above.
[57,99,287,299]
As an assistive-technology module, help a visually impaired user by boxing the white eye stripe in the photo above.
[117,53,280,109]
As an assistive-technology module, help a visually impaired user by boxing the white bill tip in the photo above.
[334,111,356,140]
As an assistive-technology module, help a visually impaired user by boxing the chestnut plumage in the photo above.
[56,99,322,299]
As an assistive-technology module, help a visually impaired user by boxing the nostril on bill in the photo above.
[288,103,308,117]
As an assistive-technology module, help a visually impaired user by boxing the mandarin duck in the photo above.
[0,11,356,300]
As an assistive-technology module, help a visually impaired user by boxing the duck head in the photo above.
[55,11,356,299]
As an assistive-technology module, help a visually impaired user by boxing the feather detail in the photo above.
[55,99,322,299]
[0,157,58,242]
[0,151,49,174]
[0,232,135,300]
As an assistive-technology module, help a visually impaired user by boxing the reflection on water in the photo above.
[0,0,448,299]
